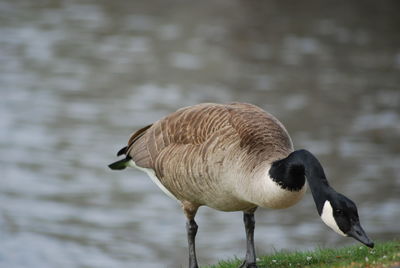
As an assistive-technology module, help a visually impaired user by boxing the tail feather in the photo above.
[111,124,152,170]
[117,146,128,156]
[108,158,130,170]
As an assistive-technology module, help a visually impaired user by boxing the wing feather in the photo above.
[127,103,293,172]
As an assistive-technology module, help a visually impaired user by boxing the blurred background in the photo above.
[0,0,399,267]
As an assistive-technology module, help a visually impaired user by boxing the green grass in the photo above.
[204,240,400,268]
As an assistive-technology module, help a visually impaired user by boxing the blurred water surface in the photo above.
[0,1,399,267]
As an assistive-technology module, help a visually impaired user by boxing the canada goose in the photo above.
[109,102,373,268]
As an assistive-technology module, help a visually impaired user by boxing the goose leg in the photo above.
[187,219,199,268]
[240,210,258,268]
[182,201,200,268]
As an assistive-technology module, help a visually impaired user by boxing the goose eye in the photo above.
[336,209,344,215]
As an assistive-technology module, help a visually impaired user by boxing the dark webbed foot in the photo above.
[239,260,258,268]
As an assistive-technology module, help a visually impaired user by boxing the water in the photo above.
[0,1,399,267]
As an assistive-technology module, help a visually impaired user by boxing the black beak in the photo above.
[347,222,374,248]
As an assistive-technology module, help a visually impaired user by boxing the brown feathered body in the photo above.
[124,103,306,212]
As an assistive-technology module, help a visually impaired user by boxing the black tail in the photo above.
[108,158,130,170]
[111,124,152,170]
[117,146,128,156]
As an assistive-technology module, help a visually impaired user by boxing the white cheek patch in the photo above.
[320,200,347,237]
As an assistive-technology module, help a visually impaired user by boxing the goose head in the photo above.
[320,191,374,248]
[281,149,374,248]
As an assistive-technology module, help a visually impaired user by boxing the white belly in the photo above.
[235,166,307,209]
[127,160,178,201]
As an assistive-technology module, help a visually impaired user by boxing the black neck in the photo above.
[269,149,332,215]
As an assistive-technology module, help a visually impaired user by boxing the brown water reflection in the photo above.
[0,1,399,267]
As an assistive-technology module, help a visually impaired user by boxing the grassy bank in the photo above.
[204,240,399,268]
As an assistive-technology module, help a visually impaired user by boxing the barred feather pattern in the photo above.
[125,103,298,211]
